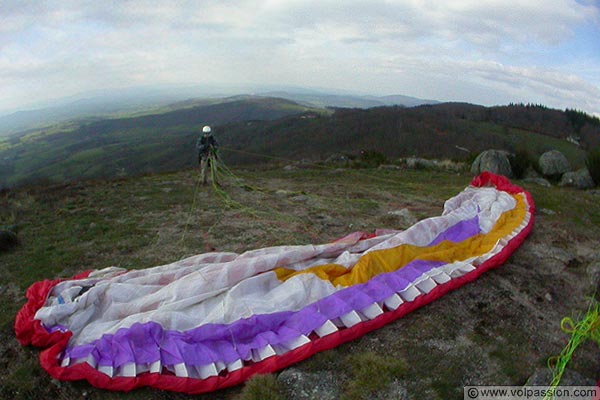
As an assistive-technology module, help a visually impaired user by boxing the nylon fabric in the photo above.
[14,172,535,394]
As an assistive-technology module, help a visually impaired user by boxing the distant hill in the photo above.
[0,86,438,136]
[0,87,199,135]
[259,91,438,109]
[0,96,321,188]
[1,99,598,190]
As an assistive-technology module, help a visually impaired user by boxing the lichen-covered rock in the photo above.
[586,261,600,288]
[523,177,552,187]
[559,168,595,190]
[539,150,570,177]
[278,368,340,400]
[387,208,418,227]
[470,150,512,177]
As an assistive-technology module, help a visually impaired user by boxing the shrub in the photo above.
[351,150,388,169]
[342,351,407,400]
[238,374,284,400]
[465,152,479,168]
[508,149,535,179]
[0,230,19,252]
[586,148,600,186]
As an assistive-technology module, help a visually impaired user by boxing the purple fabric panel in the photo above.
[428,215,480,246]
[68,312,300,367]
[45,324,68,333]
[318,287,374,320]
[372,260,445,292]
[63,258,448,369]
[279,305,326,334]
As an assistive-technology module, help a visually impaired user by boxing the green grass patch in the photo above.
[341,351,407,400]
[238,374,284,400]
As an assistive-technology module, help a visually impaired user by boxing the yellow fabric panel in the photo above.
[274,193,528,287]
[275,263,348,281]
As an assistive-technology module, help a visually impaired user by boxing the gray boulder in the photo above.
[470,150,512,177]
[586,261,600,288]
[278,368,340,400]
[406,157,438,170]
[539,150,570,177]
[387,209,418,227]
[559,168,595,190]
[325,153,349,165]
[523,177,552,187]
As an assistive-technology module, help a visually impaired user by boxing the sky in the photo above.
[1,0,599,116]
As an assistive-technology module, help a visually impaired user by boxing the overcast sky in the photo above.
[1,0,599,115]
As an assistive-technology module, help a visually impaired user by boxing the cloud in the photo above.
[0,0,598,114]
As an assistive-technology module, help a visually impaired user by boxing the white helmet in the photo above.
[202,125,212,133]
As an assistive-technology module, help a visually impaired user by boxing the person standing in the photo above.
[196,125,219,185]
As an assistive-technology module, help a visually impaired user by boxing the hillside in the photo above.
[1,166,599,399]
[218,103,599,165]
[0,96,321,188]
[1,100,599,190]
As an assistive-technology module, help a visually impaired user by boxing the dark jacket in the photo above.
[196,134,218,157]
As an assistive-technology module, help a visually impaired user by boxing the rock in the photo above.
[586,261,600,288]
[0,230,19,252]
[325,154,349,165]
[523,166,541,179]
[525,368,596,386]
[539,150,570,177]
[291,195,310,202]
[387,209,418,226]
[559,168,595,190]
[275,190,294,197]
[523,178,552,187]
[283,165,296,171]
[470,150,512,177]
[406,157,438,170]
[372,379,409,400]
[278,368,340,400]
[378,164,402,170]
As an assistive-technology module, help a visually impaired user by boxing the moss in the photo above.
[237,374,284,400]
[341,351,407,400]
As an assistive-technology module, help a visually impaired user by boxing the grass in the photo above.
[238,375,284,400]
[341,352,407,400]
[1,166,599,399]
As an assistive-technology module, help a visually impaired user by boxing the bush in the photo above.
[238,374,283,400]
[351,150,388,169]
[465,152,479,168]
[508,149,535,179]
[342,351,407,400]
[0,229,19,252]
[586,148,600,186]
